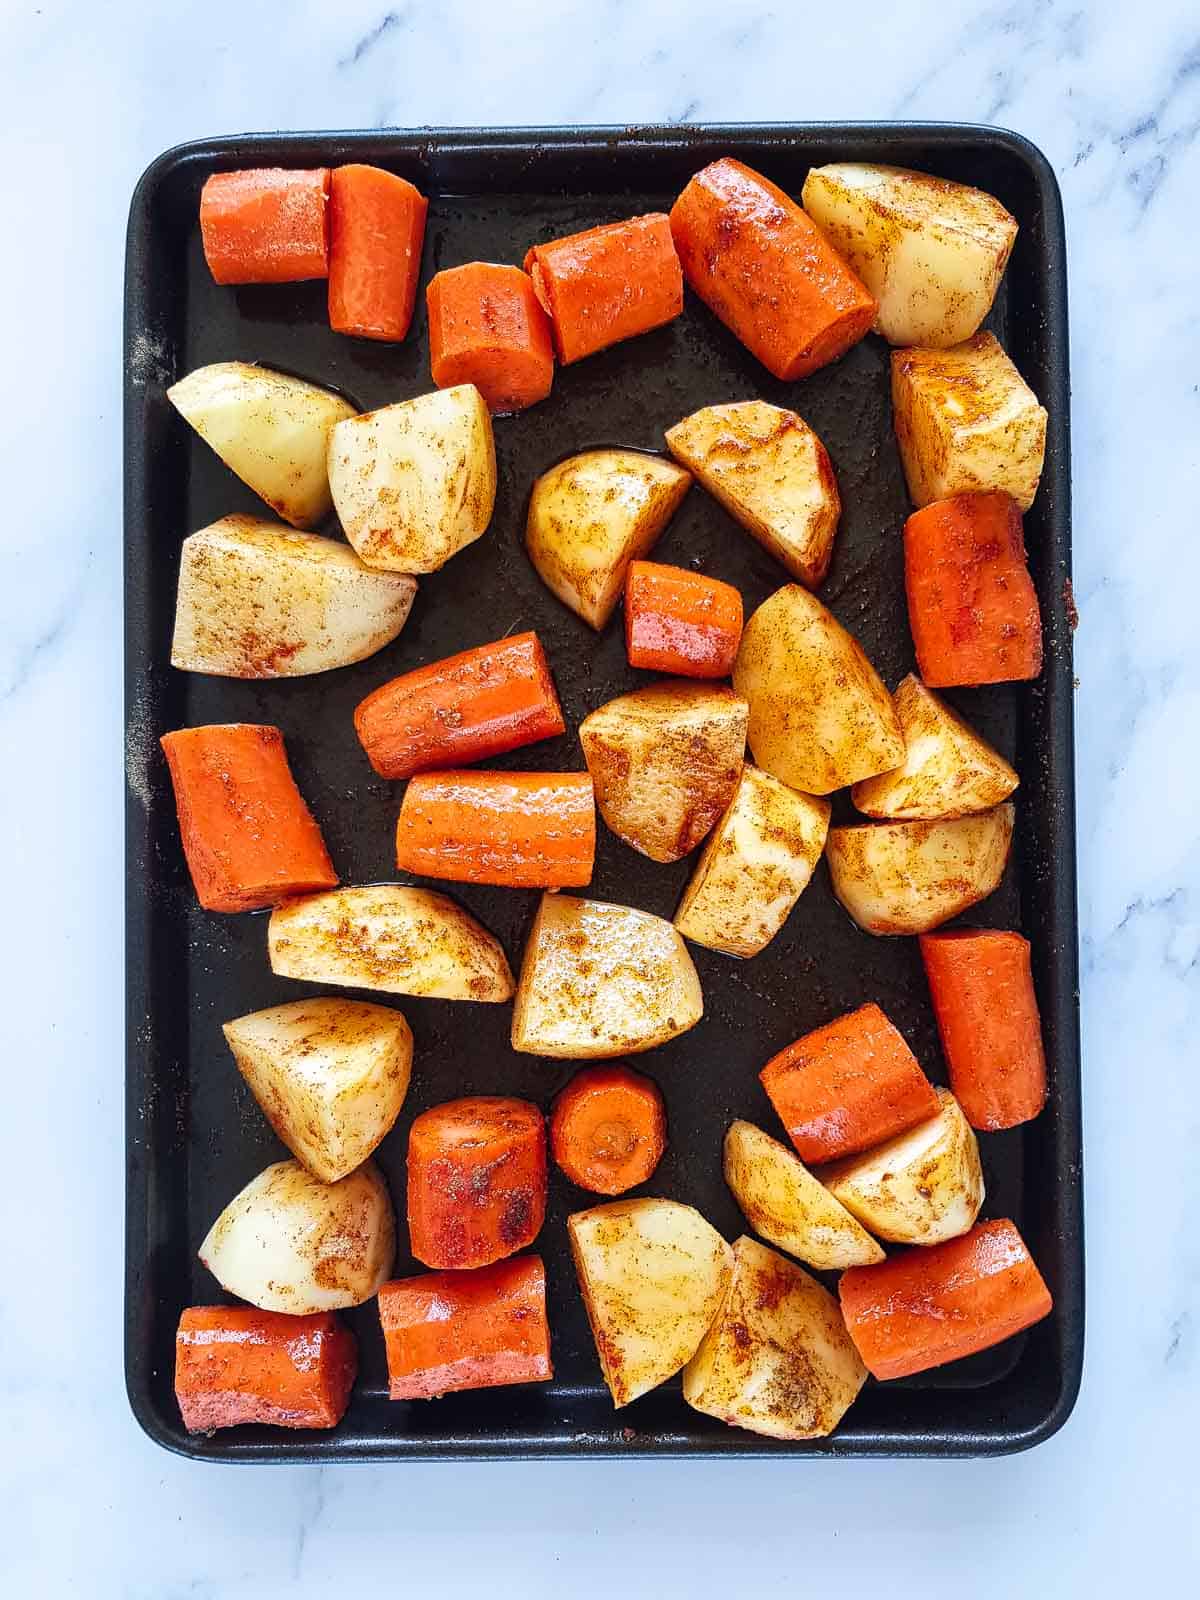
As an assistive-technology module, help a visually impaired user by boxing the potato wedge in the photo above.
[682,1236,867,1440]
[167,361,356,529]
[892,333,1047,511]
[827,803,1015,935]
[170,515,417,678]
[199,1158,394,1314]
[579,681,748,863]
[512,894,703,1058]
[223,997,413,1183]
[328,384,496,573]
[665,401,839,586]
[723,1121,883,1269]
[801,164,1018,349]
[569,1198,733,1407]
[268,885,514,1001]
[850,675,1019,820]
[674,765,830,956]
[525,449,692,629]
[732,585,903,794]
[822,1088,984,1245]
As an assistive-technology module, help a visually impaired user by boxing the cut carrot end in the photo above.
[550,1065,667,1194]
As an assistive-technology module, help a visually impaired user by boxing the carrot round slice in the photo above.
[624,560,743,678]
[175,1306,356,1431]
[328,164,428,341]
[200,168,330,285]
[427,263,554,412]
[550,1065,666,1194]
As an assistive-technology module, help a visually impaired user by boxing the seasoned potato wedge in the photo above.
[170,515,416,678]
[822,1088,984,1245]
[827,803,1015,935]
[850,675,1019,819]
[223,998,413,1183]
[723,1121,883,1269]
[525,449,692,629]
[674,765,830,956]
[801,164,1018,349]
[199,1158,395,1314]
[268,885,514,1001]
[733,585,903,794]
[569,1198,733,1407]
[664,401,840,586]
[512,894,703,1058]
[579,681,748,863]
[682,1236,867,1440]
[168,361,356,528]
[892,334,1047,510]
[328,384,496,573]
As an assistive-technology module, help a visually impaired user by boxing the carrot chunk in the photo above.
[838,1218,1053,1380]
[904,491,1043,686]
[396,770,595,889]
[669,158,877,381]
[524,213,683,364]
[160,724,337,913]
[328,164,428,341]
[624,560,743,678]
[379,1255,552,1399]
[759,1002,939,1165]
[407,1097,547,1269]
[353,631,565,781]
[920,929,1048,1130]
[427,263,554,412]
[550,1065,667,1195]
[175,1305,356,1431]
[200,168,330,285]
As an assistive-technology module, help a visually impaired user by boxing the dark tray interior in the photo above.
[125,124,1081,1460]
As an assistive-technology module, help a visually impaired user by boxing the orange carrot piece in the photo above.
[379,1256,552,1399]
[200,168,330,285]
[354,632,565,781]
[396,771,595,889]
[759,1002,939,1165]
[427,263,554,412]
[160,725,337,913]
[175,1305,356,1431]
[328,164,428,341]
[524,213,683,364]
[550,1065,667,1195]
[669,158,877,381]
[920,929,1048,1130]
[407,1097,547,1270]
[624,560,743,678]
[839,1219,1053,1380]
[904,492,1043,687]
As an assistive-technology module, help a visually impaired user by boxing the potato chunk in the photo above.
[579,681,748,863]
[892,333,1047,510]
[665,401,840,586]
[682,1236,867,1440]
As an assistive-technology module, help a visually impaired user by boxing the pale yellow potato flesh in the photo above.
[524,449,692,629]
[674,765,830,956]
[892,333,1047,510]
[732,585,904,794]
[682,1235,867,1441]
[665,400,840,586]
[223,998,413,1184]
[801,163,1018,349]
[826,803,1015,935]
[850,674,1019,819]
[569,1198,734,1407]
[723,1121,884,1269]
[511,894,703,1058]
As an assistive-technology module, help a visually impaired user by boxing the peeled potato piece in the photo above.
[850,675,1018,820]
[827,803,1015,935]
[723,1121,883,1270]
[168,361,356,528]
[569,1197,733,1407]
[512,893,703,1059]
[682,1236,867,1441]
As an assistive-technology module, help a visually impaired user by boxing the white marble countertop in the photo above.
[2,0,1198,1592]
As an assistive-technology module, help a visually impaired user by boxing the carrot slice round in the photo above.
[550,1065,666,1195]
